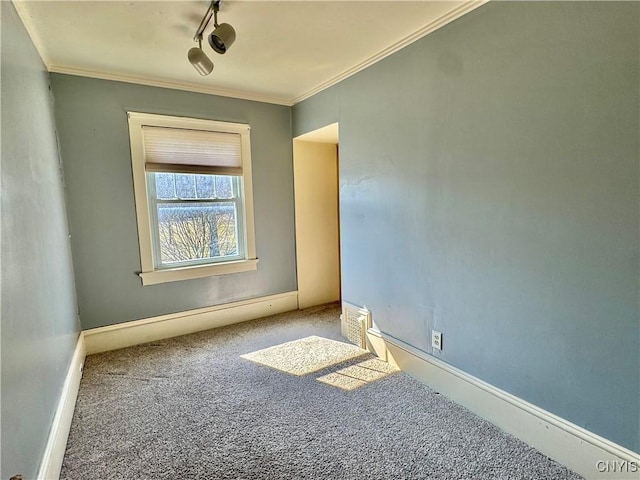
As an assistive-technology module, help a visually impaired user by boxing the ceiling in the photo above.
[14,1,486,106]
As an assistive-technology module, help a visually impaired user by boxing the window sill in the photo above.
[139,258,259,286]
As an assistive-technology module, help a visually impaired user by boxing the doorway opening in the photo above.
[293,123,340,309]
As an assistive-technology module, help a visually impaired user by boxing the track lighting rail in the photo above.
[193,1,219,42]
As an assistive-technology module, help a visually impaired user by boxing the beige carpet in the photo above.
[60,303,583,480]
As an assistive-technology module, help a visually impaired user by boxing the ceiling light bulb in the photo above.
[188,45,214,75]
[208,23,236,54]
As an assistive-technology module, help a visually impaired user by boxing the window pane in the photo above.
[215,175,233,199]
[175,174,197,199]
[155,173,176,199]
[153,173,235,200]
[156,202,238,265]
[195,175,215,199]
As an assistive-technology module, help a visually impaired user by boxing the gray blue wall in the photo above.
[50,75,296,330]
[1,3,81,478]
[293,1,639,452]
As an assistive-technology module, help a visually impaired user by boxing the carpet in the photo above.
[61,303,583,479]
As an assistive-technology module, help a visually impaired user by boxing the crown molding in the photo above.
[291,0,489,105]
[11,0,51,68]
[47,65,293,106]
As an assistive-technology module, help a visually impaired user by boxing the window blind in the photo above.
[142,125,242,175]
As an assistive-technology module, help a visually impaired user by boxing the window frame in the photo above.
[128,112,257,286]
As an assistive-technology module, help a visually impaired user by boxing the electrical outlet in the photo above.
[432,330,442,351]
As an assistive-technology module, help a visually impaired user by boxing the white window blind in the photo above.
[142,125,243,175]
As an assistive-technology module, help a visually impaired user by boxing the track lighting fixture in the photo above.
[188,35,214,76]
[208,2,236,54]
[187,0,236,76]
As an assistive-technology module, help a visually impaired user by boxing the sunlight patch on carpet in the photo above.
[317,358,400,391]
[240,336,367,376]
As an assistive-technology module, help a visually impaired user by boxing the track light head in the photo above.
[208,23,236,54]
[188,37,213,75]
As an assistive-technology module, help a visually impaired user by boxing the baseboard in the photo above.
[83,291,299,355]
[366,329,640,480]
[36,334,86,480]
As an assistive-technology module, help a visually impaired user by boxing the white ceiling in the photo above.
[14,0,486,105]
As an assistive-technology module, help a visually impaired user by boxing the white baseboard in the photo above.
[366,329,640,480]
[83,291,299,355]
[37,334,86,480]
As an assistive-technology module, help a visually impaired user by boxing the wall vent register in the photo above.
[341,302,371,349]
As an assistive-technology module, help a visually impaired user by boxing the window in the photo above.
[128,112,257,285]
